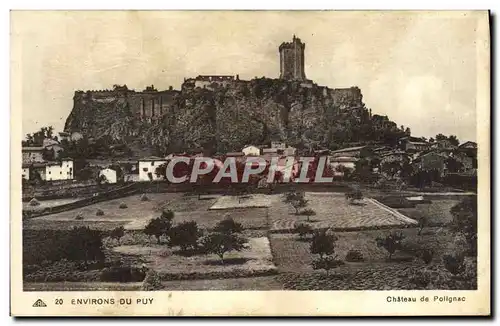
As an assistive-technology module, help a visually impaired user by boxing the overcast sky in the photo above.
[12,11,481,142]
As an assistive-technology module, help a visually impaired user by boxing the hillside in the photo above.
[64,78,407,156]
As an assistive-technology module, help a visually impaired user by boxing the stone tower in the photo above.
[279,35,306,81]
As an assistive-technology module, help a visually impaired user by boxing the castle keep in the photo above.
[279,35,307,81]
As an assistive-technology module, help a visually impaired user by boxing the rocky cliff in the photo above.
[64,78,406,156]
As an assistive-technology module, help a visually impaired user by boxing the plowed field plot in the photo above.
[269,226,456,273]
[210,194,277,210]
[112,237,277,280]
[397,199,461,226]
[269,192,416,232]
[27,193,181,222]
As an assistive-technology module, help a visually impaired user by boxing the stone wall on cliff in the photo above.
[64,78,403,156]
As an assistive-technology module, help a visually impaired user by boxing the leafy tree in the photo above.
[160,209,175,222]
[417,215,428,235]
[310,230,343,275]
[301,208,316,222]
[345,189,363,203]
[445,157,464,173]
[450,197,477,256]
[294,223,313,240]
[63,227,105,267]
[310,230,338,260]
[169,221,202,252]
[144,213,174,244]
[141,270,163,291]
[214,217,243,234]
[376,231,405,260]
[283,190,309,214]
[110,226,125,244]
[420,248,434,264]
[201,232,247,264]
[443,253,466,275]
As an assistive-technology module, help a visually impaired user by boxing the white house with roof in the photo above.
[242,145,261,156]
[139,156,168,181]
[99,168,117,184]
[29,158,74,181]
[22,164,30,180]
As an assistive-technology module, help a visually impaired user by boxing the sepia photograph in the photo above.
[10,10,490,316]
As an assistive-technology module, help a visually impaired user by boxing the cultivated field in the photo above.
[23,190,475,290]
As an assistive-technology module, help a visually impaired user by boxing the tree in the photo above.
[310,230,338,259]
[214,217,243,234]
[417,215,428,235]
[169,221,202,252]
[283,190,309,214]
[63,227,105,267]
[110,226,125,244]
[301,208,316,222]
[310,230,342,275]
[201,232,247,264]
[144,212,174,244]
[376,231,405,260]
[450,197,477,256]
[443,253,466,275]
[294,223,313,240]
[345,188,363,203]
[445,157,464,173]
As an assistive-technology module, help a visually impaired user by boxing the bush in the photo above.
[100,266,146,282]
[141,270,163,291]
[144,216,173,244]
[96,208,104,216]
[345,249,364,262]
[450,197,477,256]
[299,208,316,221]
[160,209,175,222]
[310,230,338,259]
[376,196,416,209]
[110,226,125,243]
[311,256,344,275]
[409,269,431,289]
[169,221,202,252]
[213,217,243,234]
[75,213,84,220]
[420,248,434,264]
[29,198,40,207]
[294,223,313,240]
[443,253,466,275]
[119,202,128,209]
[140,194,149,201]
[376,231,405,260]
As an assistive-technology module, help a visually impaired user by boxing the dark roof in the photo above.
[22,147,44,152]
[140,156,166,162]
[331,146,367,154]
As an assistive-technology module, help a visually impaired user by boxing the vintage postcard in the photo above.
[10,10,490,316]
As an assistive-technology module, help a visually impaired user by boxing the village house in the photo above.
[283,146,297,156]
[226,152,245,157]
[28,158,74,181]
[329,156,358,176]
[411,151,449,177]
[262,148,279,156]
[22,164,30,180]
[138,156,167,181]
[329,145,373,159]
[399,137,430,153]
[99,168,117,184]
[430,139,458,150]
[242,145,261,156]
[22,147,45,164]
